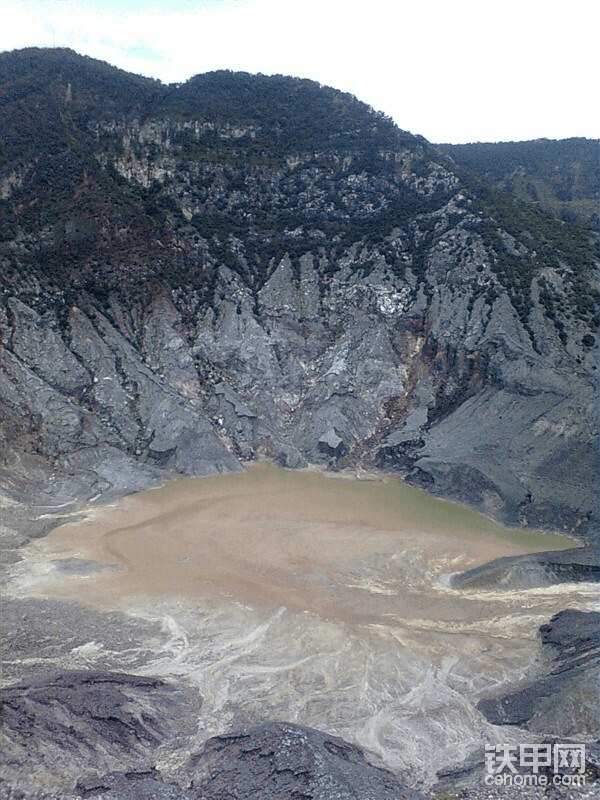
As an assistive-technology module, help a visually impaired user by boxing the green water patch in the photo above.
[153,461,575,554]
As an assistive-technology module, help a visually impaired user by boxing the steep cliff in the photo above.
[1,48,598,543]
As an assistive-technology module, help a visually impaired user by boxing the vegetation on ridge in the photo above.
[438,138,600,227]
[0,48,597,342]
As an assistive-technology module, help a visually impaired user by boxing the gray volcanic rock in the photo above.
[0,670,200,797]
[452,546,600,589]
[0,597,164,684]
[0,668,424,800]
[69,723,426,799]
[435,740,600,800]
[185,721,424,800]
[75,770,193,800]
[477,610,600,737]
[434,611,600,798]
[0,49,598,545]
[1,50,598,800]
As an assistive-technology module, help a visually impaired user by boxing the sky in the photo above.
[1,0,598,144]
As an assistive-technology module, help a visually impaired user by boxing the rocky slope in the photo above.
[1,47,599,800]
[437,137,600,228]
[1,48,598,547]
[477,609,600,736]
[435,611,600,799]
[0,669,423,800]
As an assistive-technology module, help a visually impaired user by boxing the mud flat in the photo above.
[14,462,573,612]
[6,463,594,785]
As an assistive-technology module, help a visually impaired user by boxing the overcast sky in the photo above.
[1,0,598,144]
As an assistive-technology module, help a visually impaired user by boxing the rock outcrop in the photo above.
[0,671,423,800]
[0,50,598,548]
[477,610,600,737]
[452,546,600,589]
[0,46,599,800]
[185,722,423,800]
[434,611,600,798]
[0,670,200,797]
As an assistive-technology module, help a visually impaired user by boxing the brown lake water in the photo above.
[9,463,597,786]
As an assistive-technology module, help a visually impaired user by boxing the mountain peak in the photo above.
[0,47,597,539]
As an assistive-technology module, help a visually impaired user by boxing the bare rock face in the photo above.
[0,671,423,800]
[0,51,598,800]
[0,49,598,546]
[0,670,200,797]
[184,722,424,800]
[74,770,193,800]
[1,248,597,549]
[452,546,600,589]
[477,610,600,737]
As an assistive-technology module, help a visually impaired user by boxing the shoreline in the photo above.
[2,462,597,795]
[7,462,579,614]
